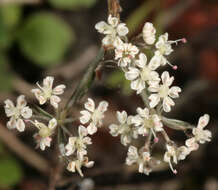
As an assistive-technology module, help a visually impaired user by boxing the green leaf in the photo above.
[0,156,23,187]
[49,0,97,10]
[106,70,132,95]
[17,12,74,67]
[0,5,22,29]
[0,5,22,50]
[0,54,13,92]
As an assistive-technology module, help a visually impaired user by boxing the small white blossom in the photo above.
[148,71,181,112]
[126,146,154,175]
[95,15,128,47]
[186,114,211,151]
[31,76,66,109]
[109,111,138,146]
[155,33,173,66]
[132,107,163,138]
[4,95,32,132]
[164,144,190,174]
[32,118,57,151]
[67,157,94,177]
[80,98,108,135]
[33,134,52,151]
[163,144,178,174]
[142,22,156,45]
[125,53,160,94]
[65,125,92,160]
[114,38,139,67]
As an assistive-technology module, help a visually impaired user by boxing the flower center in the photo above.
[140,67,150,81]
[159,85,169,98]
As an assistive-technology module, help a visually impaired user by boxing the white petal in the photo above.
[163,97,175,112]
[4,99,15,117]
[95,21,108,33]
[148,55,161,70]
[48,118,57,130]
[131,79,145,94]
[85,98,95,112]
[43,76,54,90]
[149,94,160,108]
[117,111,127,124]
[161,71,174,86]
[80,110,91,124]
[125,67,140,80]
[108,15,119,27]
[16,119,25,132]
[50,95,61,108]
[169,86,181,98]
[102,35,114,46]
[136,107,149,118]
[53,84,66,95]
[67,161,76,172]
[78,125,88,137]
[109,124,119,136]
[7,117,16,130]
[87,123,97,135]
[117,23,129,36]
[17,95,27,108]
[137,53,147,68]
[97,101,108,113]
[21,106,32,119]
[197,114,210,129]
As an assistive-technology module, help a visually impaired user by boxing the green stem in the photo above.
[162,116,194,131]
[65,47,105,112]
[33,104,53,119]
[140,89,150,108]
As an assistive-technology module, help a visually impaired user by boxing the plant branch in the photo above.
[162,116,194,131]
[65,47,105,112]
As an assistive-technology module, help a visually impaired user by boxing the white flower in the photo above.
[80,98,108,135]
[4,95,32,132]
[193,114,211,143]
[125,53,160,94]
[185,137,199,151]
[155,33,173,58]
[126,146,153,175]
[109,111,138,146]
[142,22,156,45]
[67,156,94,177]
[95,14,129,47]
[132,107,163,138]
[163,144,178,174]
[65,125,92,160]
[155,33,185,67]
[148,71,181,112]
[114,38,139,67]
[31,76,66,109]
[32,118,57,151]
[33,134,52,151]
[164,144,190,174]
[186,114,211,151]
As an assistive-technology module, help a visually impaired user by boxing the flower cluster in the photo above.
[4,76,108,177]
[96,15,212,175]
[65,125,94,177]
[3,10,212,179]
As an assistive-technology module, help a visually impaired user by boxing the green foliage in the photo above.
[0,5,22,50]
[0,54,13,92]
[0,156,23,188]
[17,12,74,67]
[49,0,97,10]
[106,70,132,95]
